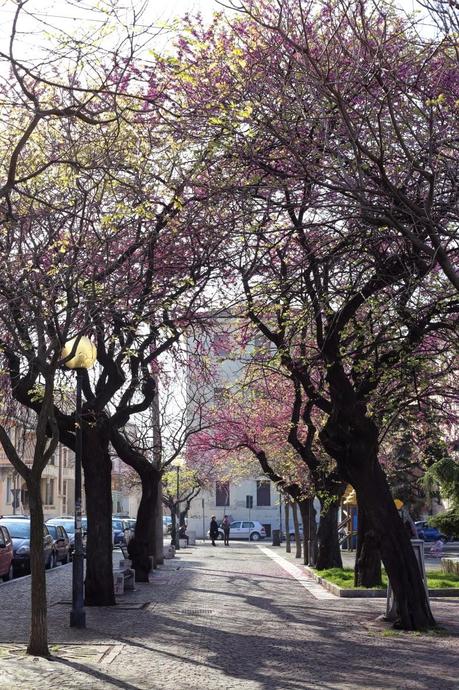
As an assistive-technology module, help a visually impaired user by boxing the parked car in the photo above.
[46,524,70,565]
[0,518,53,575]
[415,521,447,542]
[46,517,87,557]
[210,520,267,541]
[0,525,14,581]
[125,518,136,533]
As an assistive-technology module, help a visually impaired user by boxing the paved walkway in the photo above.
[0,542,458,690]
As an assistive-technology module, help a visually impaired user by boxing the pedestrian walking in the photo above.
[209,516,219,546]
[222,515,231,546]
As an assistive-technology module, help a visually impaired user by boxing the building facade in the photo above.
[0,426,77,520]
[186,477,283,539]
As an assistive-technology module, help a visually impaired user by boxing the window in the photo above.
[42,478,55,506]
[230,522,241,529]
[0,530,4,547]
[5,476,12,504]
[256,480,271,506]
[242,522,254,529]
[62,480,68,514]
[215,481,230,506]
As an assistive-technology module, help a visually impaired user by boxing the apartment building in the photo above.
[186,477,282,539]
[0,424,76,520]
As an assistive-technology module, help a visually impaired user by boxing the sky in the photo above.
[0,0,223,68]
[0,0,433,65]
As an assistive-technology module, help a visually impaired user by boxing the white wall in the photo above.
[186,478,283,538]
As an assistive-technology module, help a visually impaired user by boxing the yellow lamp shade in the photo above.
[61,336,97,369]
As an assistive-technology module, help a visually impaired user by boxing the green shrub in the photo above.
[428,509,459,539]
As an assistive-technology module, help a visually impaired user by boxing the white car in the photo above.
[212,520,266,541]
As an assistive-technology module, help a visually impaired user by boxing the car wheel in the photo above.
[250,532,260,541]
[2,565,13,582]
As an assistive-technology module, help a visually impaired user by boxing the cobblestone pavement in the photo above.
[0,542,458,690]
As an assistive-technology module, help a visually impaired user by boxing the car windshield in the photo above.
[47,525,58,538]
[1,520,30,538]
[48,519,74,534]
[113,520,124,530]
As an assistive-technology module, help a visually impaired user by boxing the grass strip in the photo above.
[314,567,459,590]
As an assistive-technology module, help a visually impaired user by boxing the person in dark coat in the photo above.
[222,515,231,546]
[209,516,219,546]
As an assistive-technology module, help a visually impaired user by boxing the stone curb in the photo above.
[303,565,459,598]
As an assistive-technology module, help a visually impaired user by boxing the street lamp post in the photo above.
[171,457,185,550]
[62,336,97,629]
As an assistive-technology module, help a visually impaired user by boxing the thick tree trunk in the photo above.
[109,429,161,574]
[354,502,382,587]
[316,499,343,570]
[299,498,317,566]
[27,481,49,657]
[285,502,291,553]
[354,465,434,628]
[82,424,115,606]
[154,480,164,565]
[129,469,160,581]
[292,501,302,559]
[321,414,435,630]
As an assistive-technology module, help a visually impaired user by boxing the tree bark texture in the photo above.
[285,501,291,553]
[27,482,50,657]
[82,423,115,606]
[316,499,343,570]
[154,479,164,566]
[354,503,382,587]
[321,412,435,630]
[299,498,317,566]
[129,469,160,581]
[110,429,161,577]
[292,501,302,559]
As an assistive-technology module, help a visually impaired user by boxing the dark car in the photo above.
[46,517,87,557]
[0,518,53,575]
[46,524,70,565]
[0,525,14,581]
[415,521,447,542]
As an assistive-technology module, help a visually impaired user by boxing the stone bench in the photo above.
[164,545,175,559]
[114,558,135,595]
